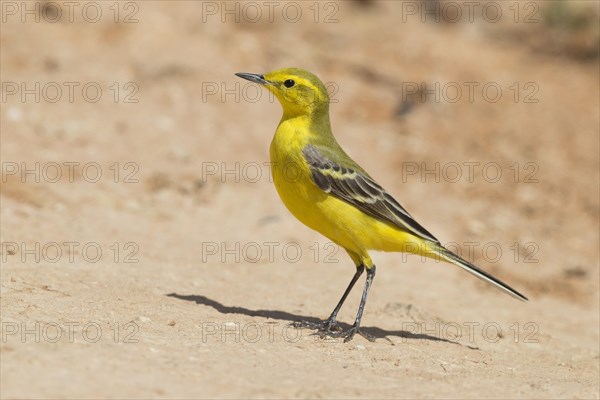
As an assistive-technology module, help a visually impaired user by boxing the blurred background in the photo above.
[1,1,599,398]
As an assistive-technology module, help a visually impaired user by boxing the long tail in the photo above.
[433,245,528,302]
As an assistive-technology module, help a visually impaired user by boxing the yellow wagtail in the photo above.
[236,68,527,342]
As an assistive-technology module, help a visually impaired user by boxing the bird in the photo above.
[235,68,527,342]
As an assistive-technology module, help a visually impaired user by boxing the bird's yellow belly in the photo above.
[270,154,428,260]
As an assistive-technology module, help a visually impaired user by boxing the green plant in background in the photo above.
[543,0,597,30]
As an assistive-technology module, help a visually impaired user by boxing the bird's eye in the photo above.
[283,79,295,88]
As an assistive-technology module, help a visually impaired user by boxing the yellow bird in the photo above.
[236,68,527,342]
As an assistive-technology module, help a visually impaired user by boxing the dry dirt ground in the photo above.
[1,1,599,399]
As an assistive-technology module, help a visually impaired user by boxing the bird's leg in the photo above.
[329,265,376,342]
[321,264,365,332]
[292,264,364,333]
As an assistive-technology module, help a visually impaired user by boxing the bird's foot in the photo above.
[291,318,343,334]
[292,319,375,342]
[328,325,376,343]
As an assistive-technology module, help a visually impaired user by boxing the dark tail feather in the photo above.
[434,246,528,302]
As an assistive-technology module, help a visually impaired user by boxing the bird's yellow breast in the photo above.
[269,118,329,234]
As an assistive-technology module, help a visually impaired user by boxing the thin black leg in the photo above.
[326,264,365,323]
[353,266,376,330]
[331,265,377,342]
[292,264,364,333]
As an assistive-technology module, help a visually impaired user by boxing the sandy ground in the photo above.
[1,1,599,399]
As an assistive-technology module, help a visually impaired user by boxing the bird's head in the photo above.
[236,68,330,118]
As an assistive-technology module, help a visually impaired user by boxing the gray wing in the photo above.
[303,145,440,244]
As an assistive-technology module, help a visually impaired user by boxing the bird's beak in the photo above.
[235,72,271,85]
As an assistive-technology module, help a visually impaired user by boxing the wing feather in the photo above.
[303,145,440,244]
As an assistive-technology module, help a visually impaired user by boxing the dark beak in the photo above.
[235,72,270,85]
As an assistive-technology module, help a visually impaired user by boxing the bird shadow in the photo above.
[166,293,479,349]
